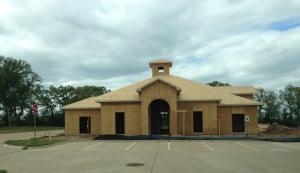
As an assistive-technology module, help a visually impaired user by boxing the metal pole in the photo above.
[183,112,185,136]
[245,120,247,137]
[218,119,220,136]
[34,113,36,141]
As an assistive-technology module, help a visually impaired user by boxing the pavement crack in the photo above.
[150,142,160,173]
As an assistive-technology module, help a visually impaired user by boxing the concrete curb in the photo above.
[95,135,300,142]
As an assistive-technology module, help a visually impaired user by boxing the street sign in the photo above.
[32,103,38,114]
[245,115,250,122]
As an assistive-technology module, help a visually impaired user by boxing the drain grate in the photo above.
[126,163,145,167]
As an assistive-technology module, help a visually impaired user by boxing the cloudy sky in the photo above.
[1,0,300,91]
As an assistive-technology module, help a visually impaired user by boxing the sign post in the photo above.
[244,115,250,136]
[32,103,39,141]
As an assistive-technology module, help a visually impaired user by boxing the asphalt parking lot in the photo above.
[0,139,300,173]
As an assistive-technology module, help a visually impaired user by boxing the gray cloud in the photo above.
[0,0,300,90]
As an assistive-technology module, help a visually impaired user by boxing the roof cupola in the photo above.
[149,59,172,77]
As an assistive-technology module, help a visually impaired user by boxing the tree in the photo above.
[36,85,109,126]
[279,85,300,126]
[255,88,267,123]
[207,81,231,87]
[264,91,281,124]
[74,85,109,101]
[0,56,41,126]
[295,87,300,126]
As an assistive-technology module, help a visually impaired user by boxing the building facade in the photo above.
[63,60,260,136]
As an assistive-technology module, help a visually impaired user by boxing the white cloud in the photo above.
[0,0,300,90]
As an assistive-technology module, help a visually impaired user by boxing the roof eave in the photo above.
[136,78,181,94]
[218,103,262,106]
[63,107,101,110]
[95,100,141,103]
[178,99,222,102]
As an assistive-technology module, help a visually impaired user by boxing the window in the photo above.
[158,66,164,72]
[193,111,203,132]
[115,112,125,134]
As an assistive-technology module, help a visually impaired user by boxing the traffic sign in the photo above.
[32,103,38,114]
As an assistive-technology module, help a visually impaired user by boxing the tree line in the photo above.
[0,56,109,127]
[208,81,300,127]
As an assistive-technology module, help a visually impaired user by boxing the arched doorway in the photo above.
[149,99,170,135]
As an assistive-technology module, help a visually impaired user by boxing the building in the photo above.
[63,59,260,136]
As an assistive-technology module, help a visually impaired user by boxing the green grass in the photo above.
[0,170,7,173]
[0,126,63,134]
[5,137,66,147]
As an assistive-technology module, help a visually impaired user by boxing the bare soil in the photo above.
[259,123,300,136]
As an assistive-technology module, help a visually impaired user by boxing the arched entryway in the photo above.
[149,99,170,135]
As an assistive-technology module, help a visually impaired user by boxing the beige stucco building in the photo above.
[63,59,260,136]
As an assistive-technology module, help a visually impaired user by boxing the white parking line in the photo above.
[273,142,299,151]
[201,142,215,151]
[168,141,171,151]
[126,142,137,150]
[83,142,103,151]
[236,142,259,151]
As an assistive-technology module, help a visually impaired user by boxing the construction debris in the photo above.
[260,123,300,136]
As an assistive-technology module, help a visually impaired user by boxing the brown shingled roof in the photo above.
[217,86,256,94]
[62,97,100,110]
[149,59,172,67]
[63,72,261,109]
[93,75,261,106]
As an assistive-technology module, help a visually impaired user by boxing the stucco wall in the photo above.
[100,102,141,135]
[140,81,178,135]
[177,102,218,135]
[217,106,258,135]
[64,109,101,135]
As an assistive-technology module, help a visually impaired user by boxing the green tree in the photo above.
[295,87,300,126]
[74,85,109,101]
[0,56,41,126]
[255,88,266,123]
[36,85,109,126]
[264,91,281,124]
[279,85,300,126]
[207,81,231,87]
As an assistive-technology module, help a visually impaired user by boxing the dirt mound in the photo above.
[262,123,300,136]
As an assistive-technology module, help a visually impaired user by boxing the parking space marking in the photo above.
[168,141,171,151]
[236,142,259,151]
[201,142,215,151]
[83,142,103,151]
[126,142,136,150]
[273,142,299,151]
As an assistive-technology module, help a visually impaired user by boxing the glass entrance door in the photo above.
[159,111,169,134]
